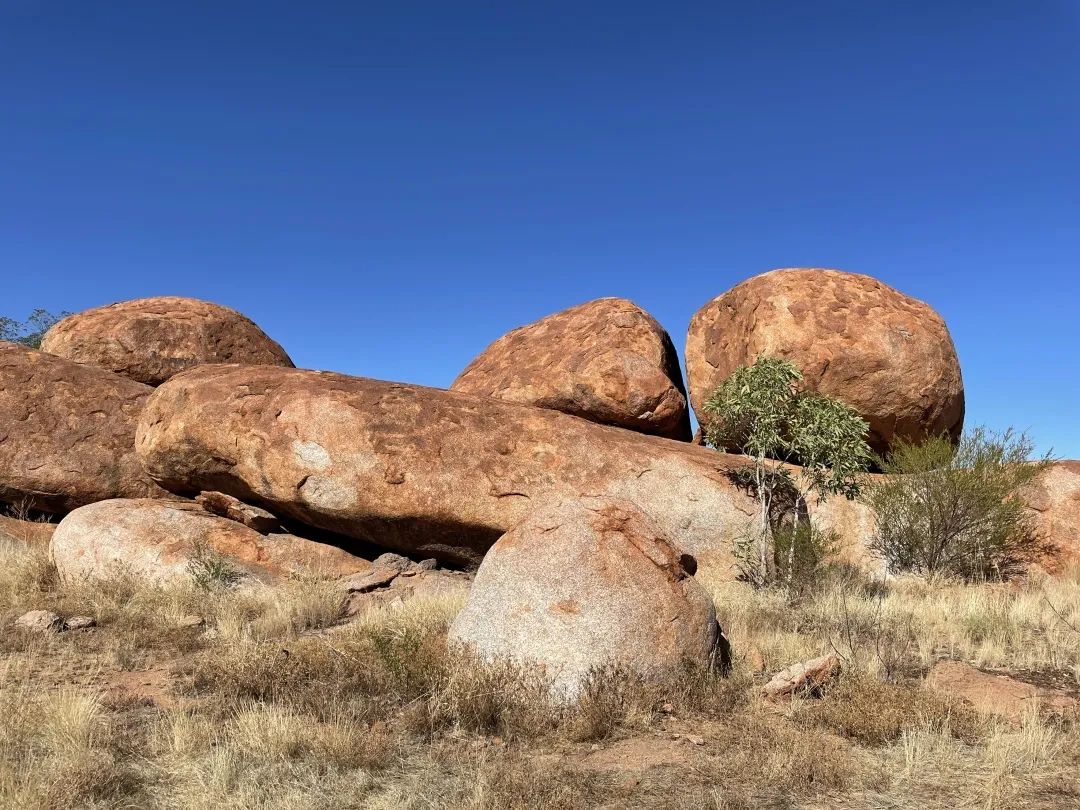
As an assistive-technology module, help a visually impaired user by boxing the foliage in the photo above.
[188,541,244,590]
[0,309,68,349]
[865,428,1054,581]
[703,356,872,590]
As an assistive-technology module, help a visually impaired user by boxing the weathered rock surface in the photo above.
[686,268,965,456]
[1023,461,1080,573]
[453,298,691,441]
[0,342,170,513]
[448,498,720,697]
[50,499,370,584]
[137,365,760,566]
[41,296,293,385]
[926,661,1080,726]
[0,514,56,547]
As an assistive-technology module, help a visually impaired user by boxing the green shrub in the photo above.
[0,309,68,349]
[864,428,1053,581]
[703,356,872,590]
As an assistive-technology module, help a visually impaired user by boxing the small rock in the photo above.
[371,552,414,573]
[64,616,96,630]
[685,734,705,746]
[661,702,675,714]
[762,653,840,699]
[15,610,64,633]
[196,491,281,533]
[416,558,439,571]
[343,568,399,593]
[177,615,206,628]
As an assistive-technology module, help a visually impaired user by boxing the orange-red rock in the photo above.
[453,298,691,441]
[1023,460,1080,573]
[41,296,293,385]
[0,514,56,548]
[686,268,965,456]
[0,342,170,513]
[926,661,1079,726]
[137,365,759,566]
[50,498,370,584]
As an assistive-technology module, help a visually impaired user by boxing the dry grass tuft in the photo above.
[0,534,1078,808]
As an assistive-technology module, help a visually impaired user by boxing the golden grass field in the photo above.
[1,532,1078,810]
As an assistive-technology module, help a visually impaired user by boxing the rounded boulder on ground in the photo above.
[448,497,720,698]
[50,498,371,584]
[41,296,293,385]
[0,342,170,513]
[452,298,691,441]
[685,268,965,457]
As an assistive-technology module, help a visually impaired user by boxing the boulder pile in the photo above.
[0,277,1073,692]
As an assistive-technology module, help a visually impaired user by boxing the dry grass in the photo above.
[0,535,1078,809]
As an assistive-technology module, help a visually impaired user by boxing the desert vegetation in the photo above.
[0,310,67,349]
[866,428,1055,581]
[2,526,1078,810]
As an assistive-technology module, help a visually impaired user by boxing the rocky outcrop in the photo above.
[136,365,760,566]
[41,296,293,385]
[452,298,691,441]
[0,342,170,513]
[50,499,370,584]
[685,268,965,457]
[448,498,720,697]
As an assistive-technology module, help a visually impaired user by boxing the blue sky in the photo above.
[2,2,1077,456]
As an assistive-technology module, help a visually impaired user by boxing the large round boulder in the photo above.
[50,499,370,584]
[449,497,720,697]
[41,296,293,385]
[685,268,965,456]
[136,365,759,567]
[452,298,691,441]
[0,342,170,513]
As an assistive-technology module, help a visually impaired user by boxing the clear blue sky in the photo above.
[2,2,1077,456]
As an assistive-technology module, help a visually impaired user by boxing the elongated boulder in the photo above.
[0,342,170,513]
[452,298,691,441]
[50,499,370,584]
[137,365,758,566]
[41,296,293,385]
[686,268,965,456]
[449,498,720,697]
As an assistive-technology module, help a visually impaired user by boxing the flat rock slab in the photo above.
[926,661,1080,726]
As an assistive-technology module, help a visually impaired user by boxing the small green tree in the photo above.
[0,309,68,349]
[703,357,873,589]
[865,428,1053,581]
